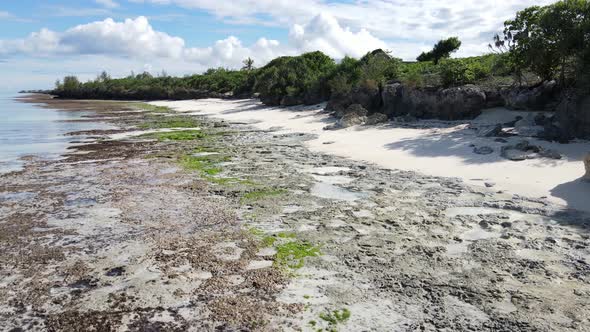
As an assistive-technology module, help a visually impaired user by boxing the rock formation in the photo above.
[381,83,486,120]
[585,154,590,181]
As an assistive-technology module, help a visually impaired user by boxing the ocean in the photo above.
[0,93,114,174]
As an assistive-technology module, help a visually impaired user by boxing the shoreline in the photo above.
[151,98,590,213]
[1,95,589,331]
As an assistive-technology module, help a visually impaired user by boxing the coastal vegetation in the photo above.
[50,1,589,136]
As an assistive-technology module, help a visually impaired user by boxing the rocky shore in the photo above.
[1,95,589,331]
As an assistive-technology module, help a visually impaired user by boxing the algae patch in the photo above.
[128,103,172,113]
[142,130,207,141]
[241,188,286,203]
[275,240,320,269]
[138,116,201,129]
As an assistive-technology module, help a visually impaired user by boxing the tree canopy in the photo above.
[500,0,590,84]
[417,37,462,64]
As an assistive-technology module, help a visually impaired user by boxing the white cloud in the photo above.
[0,14,383,69]
[289,13,387,59]
[0,17,185,58]
[129,0,557,58]
[95,0,120,9]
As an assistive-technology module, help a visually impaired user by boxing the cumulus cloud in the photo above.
[0,14,383,70]
[0,17,185,58]
[289,13,387,59]
[130,0,557,58]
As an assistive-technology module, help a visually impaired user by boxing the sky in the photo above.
[0,0,557,92]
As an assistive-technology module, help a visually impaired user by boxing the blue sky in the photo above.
[0,0,556,92]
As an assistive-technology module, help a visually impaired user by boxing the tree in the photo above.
[242,57,255,71]
[417,37,462,64]
[62,76,80,92]
[500,0,590,83]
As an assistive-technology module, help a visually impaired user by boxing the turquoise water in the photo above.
[0,93,114,174]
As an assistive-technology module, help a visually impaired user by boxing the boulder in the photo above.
[381,83,486,120]
[327,83,382,117]
[302,90,324,105]
[554,92,590,140]
[478,124,503,137]
[280,95,304,107]
[343,104,369,117]
[365,113,388,125]
[585,154,590,181]
[539,149,562,160]
[501,80,561,111]
[474,146,494,155]
[339,114,367,128]
[325,104,369,129]
[501,147,537,161]
[501,140,562,161]
[483,89,505,108]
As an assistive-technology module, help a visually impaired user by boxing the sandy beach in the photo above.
[152,99,590,212]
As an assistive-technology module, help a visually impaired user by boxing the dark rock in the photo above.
[501,80,561,111]
[478,124,503,137]
[365,113,388,125]
[327,83,382,117]
[485,182,496,188]
[501,147,536,161]
[500,221,512,228]
[394,114,418,123]
[339,113,367,128]
[344,104,369,117]
[483,89,505,108]
[554,92,590,140]
[325,104,369,129]
[106,266,126,277]
[381,83,486,120]
[303,90,324,105]
[539,149,562,160]
[474,146,494,155]
[503,116,523,127]
[280,95,304,107]
[501,140,561,161]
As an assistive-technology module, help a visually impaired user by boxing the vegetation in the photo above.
[138,116,201,129]
[254,51,336,105]
[241,188,286,203]
[496,0,590,86]
[50,1,589,110]
[417,37,462,64]
[143,130,207,141]
[54,68,254,100]
[179,154,230,175]
[275,240,321,269]
[319,308,351,325]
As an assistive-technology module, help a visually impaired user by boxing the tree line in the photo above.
[53,0,589,104]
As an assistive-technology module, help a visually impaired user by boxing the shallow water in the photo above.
[310,182,368,201]
[0,93,114,174]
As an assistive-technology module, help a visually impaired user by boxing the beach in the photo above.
[152,98,590,212]
[1,95,589,331]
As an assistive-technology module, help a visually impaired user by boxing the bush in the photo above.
[254,51,336,105]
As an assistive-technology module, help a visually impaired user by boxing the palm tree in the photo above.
[242,57,255,71]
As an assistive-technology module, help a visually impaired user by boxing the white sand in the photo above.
[151,99,590,212]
